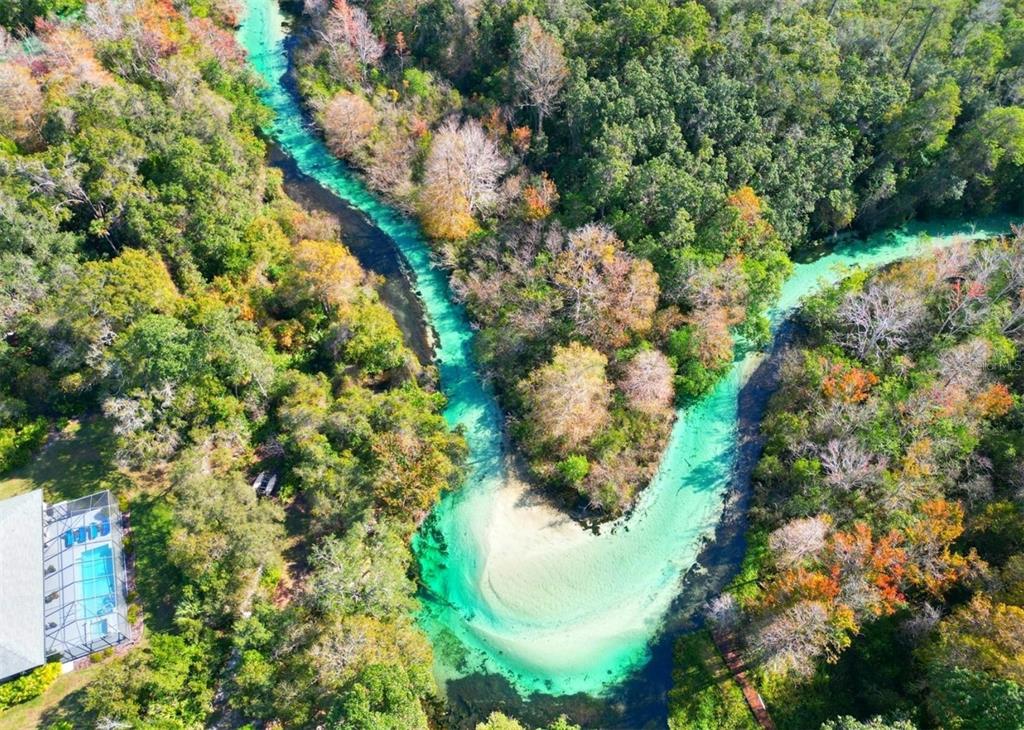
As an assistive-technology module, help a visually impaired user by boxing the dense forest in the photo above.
[0,0,1022,728]
[0,1,467,727]
[670,230,1024,729]
[290,0,1024,514]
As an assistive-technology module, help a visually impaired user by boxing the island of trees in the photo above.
[291,0,1022,515]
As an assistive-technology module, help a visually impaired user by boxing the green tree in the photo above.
[820,717,917,730]
[327,663,430,730]
[113,314,193,388]
[926,667,1024,730]
[168,468,283,617]
[84,631,215,728]
[310,520,418,619]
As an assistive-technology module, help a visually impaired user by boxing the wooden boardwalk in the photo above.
[712,628,777,730]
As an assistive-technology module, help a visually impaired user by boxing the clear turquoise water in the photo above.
[79,544,115,619]
[237,0,1012,699]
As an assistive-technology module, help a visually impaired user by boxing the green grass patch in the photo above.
[0,418,121,502]
[668,630,757,730]
[129,495,185,632]
[0,661,105,730]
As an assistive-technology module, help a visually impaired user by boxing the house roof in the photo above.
[0,489,45,681]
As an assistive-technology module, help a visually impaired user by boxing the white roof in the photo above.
[0,489,45,680]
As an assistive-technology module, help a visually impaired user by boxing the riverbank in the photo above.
[266,141,435,365]
[437,322,798,729]
[237,0,1014,716]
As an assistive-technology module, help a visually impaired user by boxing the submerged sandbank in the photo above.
[236,0,1012,704]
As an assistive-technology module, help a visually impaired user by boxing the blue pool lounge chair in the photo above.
[89,523,99,539]
[63,531,74,548]
[75,527,87,543]
[99,518,110,536]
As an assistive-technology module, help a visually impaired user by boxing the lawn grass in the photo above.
[668,630,758,730]
[0,662,105,730]
[0,418,120,502]
[130,494,185,632]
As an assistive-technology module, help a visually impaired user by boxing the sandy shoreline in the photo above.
[240,9,1013,718]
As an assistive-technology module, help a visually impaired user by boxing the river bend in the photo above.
[237,0,1009,700]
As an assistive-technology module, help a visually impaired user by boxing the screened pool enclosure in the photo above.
[42,491,131,661]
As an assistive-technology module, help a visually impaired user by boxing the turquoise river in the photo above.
[238,0,1012,701]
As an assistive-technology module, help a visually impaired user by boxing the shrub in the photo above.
[556,454,590,485]
[0,662,62,710]
[0,418,48,474]
[402,68,435,100]
[259,563,283,591]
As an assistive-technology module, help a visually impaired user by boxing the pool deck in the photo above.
[42,491,130,661]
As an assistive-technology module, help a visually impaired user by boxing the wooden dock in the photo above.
[711,628,777,730]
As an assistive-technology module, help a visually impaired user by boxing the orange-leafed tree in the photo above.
[0,61,43,145]
[521,173,558,219]
[819,359,879,404]
[904,499,975,596]
[974,382,1014,418]
[519,342,612,454]
[703,185,781,256]
[290,240,368,313]
[419,186,479,241]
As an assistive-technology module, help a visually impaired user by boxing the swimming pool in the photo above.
[79,544,116,621]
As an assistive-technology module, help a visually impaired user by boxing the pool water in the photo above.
[79,544,116,620]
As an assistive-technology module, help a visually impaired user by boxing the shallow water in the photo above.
[237,0,1011,702]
